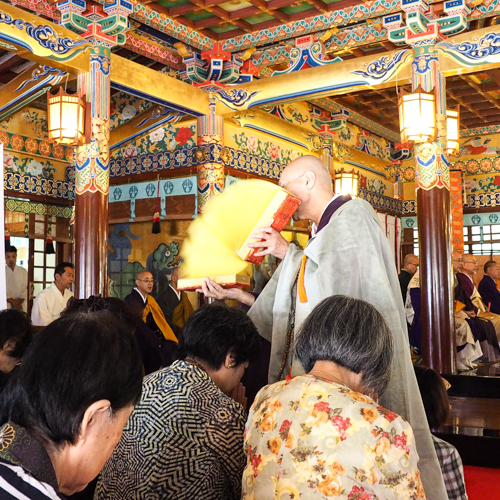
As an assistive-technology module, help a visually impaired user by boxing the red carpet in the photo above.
[464,466,500,499]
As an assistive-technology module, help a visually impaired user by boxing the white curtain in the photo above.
[377,212,402,271]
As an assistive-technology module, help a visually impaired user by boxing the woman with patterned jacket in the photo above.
[96,304,261,500]
[243,295,427,500]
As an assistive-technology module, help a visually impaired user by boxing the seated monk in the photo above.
[453,254,500,362]
[125,270,178,371]
[406,268,483,368]
[478,261,500,315]
[457,254,500,341]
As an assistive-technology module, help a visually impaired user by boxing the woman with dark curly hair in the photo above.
[96,304,261,500]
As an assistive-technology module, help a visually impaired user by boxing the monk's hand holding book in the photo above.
[247,227,290,260]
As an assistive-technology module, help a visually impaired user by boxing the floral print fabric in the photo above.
[242,375,426,499]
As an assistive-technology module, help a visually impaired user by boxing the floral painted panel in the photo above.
[0,108,48,139]
[0,131,73,163]
[3,151,66,180]
[112,123,197,159]
[230,132,302,164]
[109,93,155,131]
[465,175,500,194]
[359,173,389,195]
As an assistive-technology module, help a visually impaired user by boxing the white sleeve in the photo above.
[31,291,53,326]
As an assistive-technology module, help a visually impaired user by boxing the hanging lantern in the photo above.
[47,87,85,145]
[446,107,460,156]
[398,86,436,143]
[334,168,359,197]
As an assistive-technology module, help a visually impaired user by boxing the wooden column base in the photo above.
[74,191,109,299]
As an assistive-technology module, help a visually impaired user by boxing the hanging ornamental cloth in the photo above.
[152,178,161,234]
[45,207,55,254]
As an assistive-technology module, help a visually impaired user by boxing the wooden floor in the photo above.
[437,361,500,467]
[448,396,500,432]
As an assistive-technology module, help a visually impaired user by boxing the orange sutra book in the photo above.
[178,179,301,290]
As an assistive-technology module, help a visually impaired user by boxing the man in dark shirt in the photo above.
[398,254,419,303]
[478,260,500,314]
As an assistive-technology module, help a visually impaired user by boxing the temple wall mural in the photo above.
[1,0,500,304]
[112,121,198,159]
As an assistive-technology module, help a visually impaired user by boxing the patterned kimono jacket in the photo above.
[248,197,447,500]
[243,375,426,500]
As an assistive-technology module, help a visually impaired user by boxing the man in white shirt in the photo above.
[31,262,74,326]
[5,246,28,313]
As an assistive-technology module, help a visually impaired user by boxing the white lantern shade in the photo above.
[446,108,460,156]
[47,88,85,146]
[399,87,436,143]
[334,169,359,197]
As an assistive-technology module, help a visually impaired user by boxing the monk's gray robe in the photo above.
[248,198,447,500]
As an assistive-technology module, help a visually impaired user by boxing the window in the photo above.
[463,225,500,255]
[32,239,56,299]
[404,225,500,257]
[412,228,419,257]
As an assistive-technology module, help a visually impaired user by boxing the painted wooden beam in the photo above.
[110,104,183,150]
[215,26,500,114]
[230,108,317,152]
[109,53,209,117]
[0,1,91,74]
[0,63,66,122]
[214,48,413,114]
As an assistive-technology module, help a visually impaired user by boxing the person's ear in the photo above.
[303,171,316,190]
[77,400,111,444]
[224,352,237,369]
[2,339,16,354]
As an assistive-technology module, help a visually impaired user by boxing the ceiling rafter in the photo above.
[447,88,488,124]
[330,96,400,134]
[460,75,500,112]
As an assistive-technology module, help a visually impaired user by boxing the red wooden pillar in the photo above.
[74,46,111,298]
[412,47,455,373]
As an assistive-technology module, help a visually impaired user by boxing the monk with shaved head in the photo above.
[124,269,178,373]
[203,155,447,498]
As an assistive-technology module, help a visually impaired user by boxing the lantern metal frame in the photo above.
[46,87,86,146]
[334,168,359,197]
[398,86,437,144]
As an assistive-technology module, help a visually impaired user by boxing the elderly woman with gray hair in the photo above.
[242,295,426,500]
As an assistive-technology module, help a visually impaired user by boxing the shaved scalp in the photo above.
[462,254,476,264]
[136,270,152,280]
[286,155,333,191]
[404,254,418,266]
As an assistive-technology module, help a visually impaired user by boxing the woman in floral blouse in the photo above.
[243,295,426,499]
